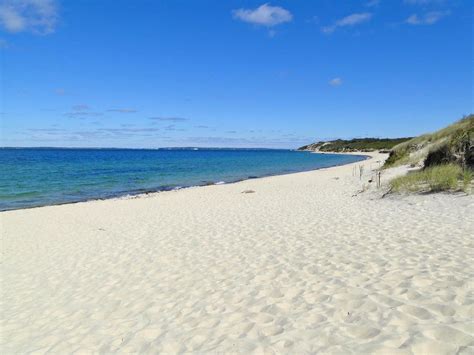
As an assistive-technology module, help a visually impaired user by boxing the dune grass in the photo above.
[463,169,473,192]
[390,164,472,193]
[384,115,473,168]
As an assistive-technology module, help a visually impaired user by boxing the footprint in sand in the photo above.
[260,325,284,337]
[425,304,456,317]
[411,339,458,355]
[398,305,433,320]
[424,326,473,347]
[346,325,381,339]
[248,312,274,324]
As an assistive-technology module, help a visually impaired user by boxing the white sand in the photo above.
[1,153,473,354]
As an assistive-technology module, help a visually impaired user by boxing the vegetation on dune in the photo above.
[387,115,473,193]
[298,137,411,153]
[390,164,472,193]
[299,115,474,194]
[384,115,474,169]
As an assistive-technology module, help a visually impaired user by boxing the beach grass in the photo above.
[463,169,473,193]
[390,164,472,193]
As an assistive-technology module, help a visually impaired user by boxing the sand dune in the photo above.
[1,153,473,354]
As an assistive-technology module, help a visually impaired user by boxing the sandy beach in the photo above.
[1,152,473,354]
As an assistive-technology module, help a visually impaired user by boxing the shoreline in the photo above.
[2,151,472,353]
[0,152,369,213]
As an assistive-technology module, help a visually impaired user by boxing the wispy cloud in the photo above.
[107,108,138,113]
[28,128,66,133]
[0,0,58,34]
[232,3,293,27]
[65,104,102,119]
[268,29,277,38]
[322,13,372,34]
[17,126,314,148]
[149,117,189,122]
[0,5,25,32]
[329,78,343,87]
[162,125,186,132]
[175,135,313,149]
[72,104,90,111]
[365,0,380,7]
[98,127,161,134]
[19,126,171,144]
[405,11,449,25]
[65,112,103,119]
[404,0,443,4]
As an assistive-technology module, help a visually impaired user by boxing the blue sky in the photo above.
[0,0,472,148]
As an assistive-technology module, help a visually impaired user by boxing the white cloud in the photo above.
[323,13,372,34]
[0,6,25,32]
[329,78,343,87]
[406,11,448,25]
[0,0,58,34]
[232,3,293,27]
[329,78,342,87]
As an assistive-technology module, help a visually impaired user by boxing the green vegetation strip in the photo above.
[390,164,472,193]
[298,137,411,152]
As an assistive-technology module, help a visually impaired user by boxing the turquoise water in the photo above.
[0,148,366,211]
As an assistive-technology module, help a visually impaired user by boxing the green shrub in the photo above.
[390,164,463,193]
[424,143,455,168]
[384,148,409,167]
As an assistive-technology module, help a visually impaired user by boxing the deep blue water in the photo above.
[0,148,366,211]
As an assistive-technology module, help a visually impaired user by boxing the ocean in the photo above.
[0,148,366,211]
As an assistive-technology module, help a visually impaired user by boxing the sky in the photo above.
[0,0,472,148]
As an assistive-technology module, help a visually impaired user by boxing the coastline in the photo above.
[0,151,368,213]
[2,152,473,353]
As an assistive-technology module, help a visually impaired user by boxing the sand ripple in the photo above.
[1,153,473,354]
